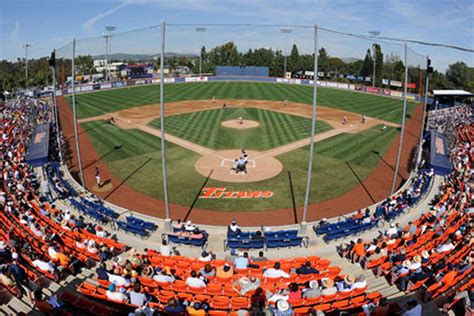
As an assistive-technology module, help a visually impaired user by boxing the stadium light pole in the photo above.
[280,29,292,78]
[368,31,380,88]
[23,44,31,86]
[391,43,408,195]
[104,26,116,82]
[50,49,63,162]
[195,27,207,77]
[416,56,431,168]
[302,24,319,231]
[160,21,171,226]
[71,39,85,187]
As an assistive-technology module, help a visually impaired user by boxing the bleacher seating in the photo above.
[226,229,308,250]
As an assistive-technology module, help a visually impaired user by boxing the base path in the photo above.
[63,97,421,226]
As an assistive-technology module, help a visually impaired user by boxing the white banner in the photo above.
[319,81,327,87]
[135,80,146,85]
[326,82,338,88]
[80,85,93,92]
[164,78,176,83]
[390,80,402,87]
[337,83,349,90]
[348,84,355,90]
[382,79,389,85]
[391,90,403,97]
[55,90,62,96]
[317,72,324,77]
[152,78,161,84]
[100,83,112,89]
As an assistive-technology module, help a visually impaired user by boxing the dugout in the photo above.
[431,90,473,110]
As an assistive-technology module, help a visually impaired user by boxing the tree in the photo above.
[373,44,383,86]
[359,49,373,77]
[446,62,473,90]
[288,44,300,72]
[318,47,330,74]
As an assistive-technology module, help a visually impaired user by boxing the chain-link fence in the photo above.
[53,23,428,225]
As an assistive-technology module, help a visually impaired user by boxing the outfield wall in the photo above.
[56,76,422,102]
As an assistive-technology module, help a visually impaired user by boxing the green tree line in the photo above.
[1,42,472,92]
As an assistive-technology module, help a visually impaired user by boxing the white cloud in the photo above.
[82,2,129,34]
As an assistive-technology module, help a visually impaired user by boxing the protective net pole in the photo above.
[71,38,85,186]
[416,56,430,168]
[391,43,408,194]
[160,21,171,221]
[51,49,63,162]
[302,24,319,227]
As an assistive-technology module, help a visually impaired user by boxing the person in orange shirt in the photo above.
[216,263,234,279]
[352,239,366,262]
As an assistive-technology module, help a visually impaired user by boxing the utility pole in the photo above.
[368,31,380,88]
[280,29,292,78]
[23,44,31,85]
[104,26,116,82]
[195,27,207,77]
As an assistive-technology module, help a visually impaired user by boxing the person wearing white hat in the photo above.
[302,280,321,298]
[272,299,293,316]
[386,223,398,237]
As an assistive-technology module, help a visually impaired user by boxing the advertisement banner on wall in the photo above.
[164,78,176,83]
[337,83,349,89]
[406,94,416,101]
[317,72,324,77]
[152,78,160,84]
[348,84,355,90]
[391,91,403,98]
[114,82,126,88]
[327,82,338,88]
[135,80,146,85]
[390,80,402,87]
[366,87,380,93]
[80,85,93,92]
[185,77,198,82]
[406,83,417,89]
[101,83,112,89]
[195,77,208,82]
[382,79,389,85]
[92,84,101,90]
[383,89,392,96]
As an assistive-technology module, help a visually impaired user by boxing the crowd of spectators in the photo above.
[427,104,472,131]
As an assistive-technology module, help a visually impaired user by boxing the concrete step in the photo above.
[6,297,32,314]
[380,285,401,298]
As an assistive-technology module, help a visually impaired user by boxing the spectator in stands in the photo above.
[228,219,241,235]
[106,283,128,302]
[165,298,186,314]
[321,278,337,295]
[234,252,250,269]
[302,280,321,298]
[173,219,184,231]
[187,302,206,315]
[288,283,301,300]
[128,283,148,307]
[295,261,319,275]
[353,275,368,289]
[252,251,268,262]
[199,264,215,280]
[160,239,171,257]
[96,263,109,281]
[216,263,234,279]
[264,262,290,278]
[153,267,176,283]
[198,251,213,262]
[184,220,196,232]
[233,275,261,295]
[336,274,355,292]
[436,240,455,253]
[0,266,16,287]
[186,270,206,288]
[225,249,238,263]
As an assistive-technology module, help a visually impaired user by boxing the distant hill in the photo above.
[340,57,361,63]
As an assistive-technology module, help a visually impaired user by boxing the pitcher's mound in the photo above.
[221,120,260,129]
[195,150,282,183]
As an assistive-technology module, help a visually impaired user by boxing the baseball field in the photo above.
[69,81,416,213]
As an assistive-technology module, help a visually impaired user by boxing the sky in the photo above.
[0,0,473,72]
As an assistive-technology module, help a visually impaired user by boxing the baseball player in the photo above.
[95,166,101,187]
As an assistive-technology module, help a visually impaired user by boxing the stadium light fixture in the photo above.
[104,26,117,82]
[280,29,292,78]
[368,31,380,88]
[22,43,31,85]
[195,27,208,77]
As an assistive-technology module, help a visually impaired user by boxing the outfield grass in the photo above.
[81,120,398,211]
[72,82,416,123]
[149,107,332,150]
